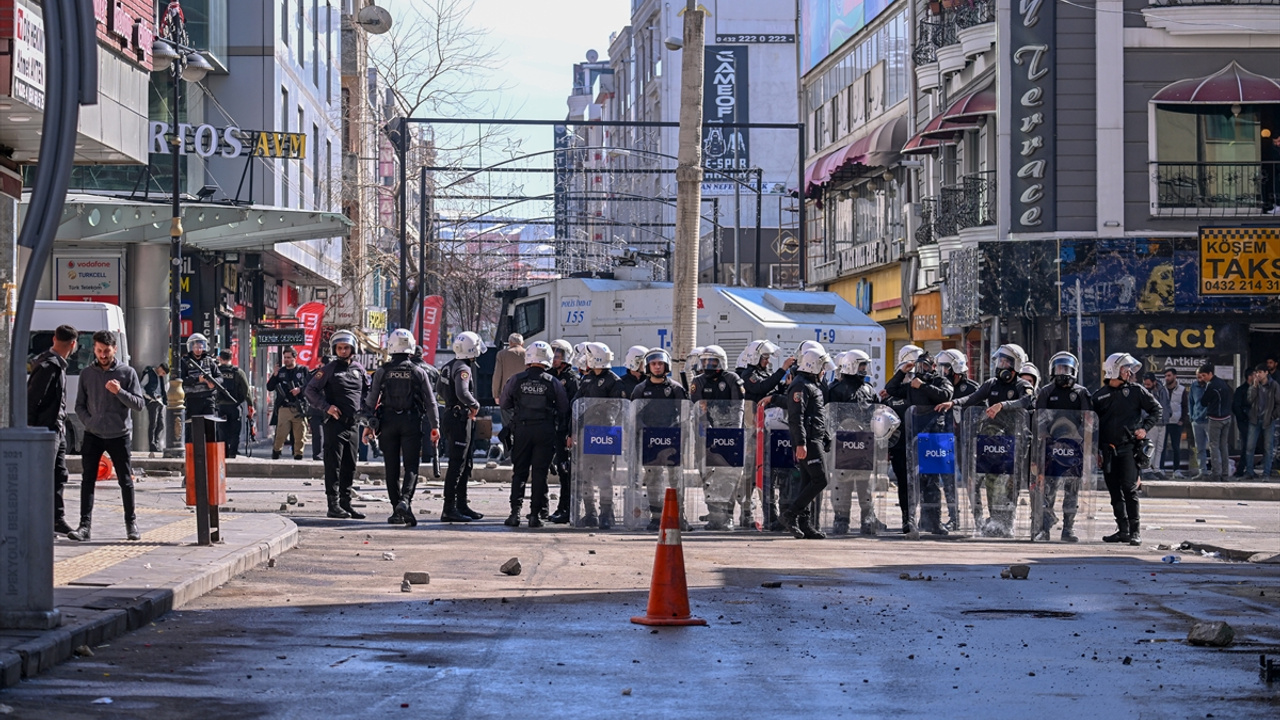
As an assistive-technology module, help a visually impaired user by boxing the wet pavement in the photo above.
[5,479,1278,719]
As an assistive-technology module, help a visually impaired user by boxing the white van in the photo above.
[29,300,131,452]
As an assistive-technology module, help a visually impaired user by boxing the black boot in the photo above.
[527,508,544,528]
[339,495,366,520]
[548,507,570,524]
[504,503,522,527]
[272,450,281,460]
[831,514,850,535]
[397,474,418,527]
[126,519,141,541]
[327,497,350,519]
[598,504,613,530]
[780,510,803,539]
[440,503,472,523]
[1128,520,1142,546]
[797,513,826,540]
[456,481,484,520]
[67,519,91,541]
[1061,513,1078,543]
[54,516,74,535]
[646,505,663,531]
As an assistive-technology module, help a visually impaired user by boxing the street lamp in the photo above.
[151,1,211,457]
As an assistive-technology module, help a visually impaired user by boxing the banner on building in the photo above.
[1199,227,1280,296]
[294,301,326,369]
[55,256,120,304]
[1009,0,1055,232]
[412,294,445,365]
[703,45,749,173]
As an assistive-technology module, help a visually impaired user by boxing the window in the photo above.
[28,331,99,377]
[282,0,288,45]
[298,0,305,68]
[325,3,332,102]
[312,0,320,87]
[1152,104,1277,213]
[281,87,290,206]
[324,138,332,210]
[514,299,546,338]
[313,123,321,208]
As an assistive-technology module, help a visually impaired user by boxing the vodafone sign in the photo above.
[55,256,121,304]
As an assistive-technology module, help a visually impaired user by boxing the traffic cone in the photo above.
[96,455,115,482]
[631,487,706,627]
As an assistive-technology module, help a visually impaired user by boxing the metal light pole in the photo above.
[672,0,706,374]
[152,2,212,458]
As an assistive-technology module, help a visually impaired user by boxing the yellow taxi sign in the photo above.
[1199,227,1280,295]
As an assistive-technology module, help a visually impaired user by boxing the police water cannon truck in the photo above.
[497,278,887,388]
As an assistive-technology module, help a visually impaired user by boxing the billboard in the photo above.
[702,45,749,173]
[800,0,895,74]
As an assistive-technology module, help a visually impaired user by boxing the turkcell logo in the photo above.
[769,429,794,470]
[835,430,874,471]
[916,432,955,474]
[1045,437,1083,478]
[974,434,1017,475]
[583,425,623,456]
[642,426,682,467]
[705,428,744,467]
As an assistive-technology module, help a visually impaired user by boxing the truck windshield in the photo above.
[514,298,545,337]
[28,331,98,376]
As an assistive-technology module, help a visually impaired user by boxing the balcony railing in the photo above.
[1149,0,1278,5]
[1152,161,1279,215]
[916,198,937,246]
[957,171,997,229]
[920,171,998,242]
[913,1,993,65]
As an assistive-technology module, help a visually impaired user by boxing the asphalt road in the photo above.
[7,480,1279,719]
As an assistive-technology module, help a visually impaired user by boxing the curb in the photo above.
[1141,481,1280,502]
[0,515,298,688]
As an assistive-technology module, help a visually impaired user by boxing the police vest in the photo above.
[515,370,556,423]
[382,361,420,413]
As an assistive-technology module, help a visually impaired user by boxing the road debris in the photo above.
[501,557,522,576]
[268,558,276,568]
[400,579,412,593]
[1161,555,1181,564]
[899,572,932,581]
[1187,621,1235,647]
[73,645,94,657]
[761,581,783,588]
[403,571,430,585]
[1179,541,1257,562]
[91,698,113,705]
[382,551,396,561]
[286,494,298,505]
[1000,565,1030,580]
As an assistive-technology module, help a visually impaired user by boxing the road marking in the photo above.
[54,517,200,586]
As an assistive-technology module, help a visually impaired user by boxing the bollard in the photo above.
[0,427,62,629]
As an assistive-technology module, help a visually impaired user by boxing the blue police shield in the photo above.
[1030,409,1099,543]
[583,425,624,456]
[974,434,1017,475]
[571,397,634,528]
[907,407,959,537]
[694,399,756,530]
[630,398,693,529]
[822,402,893,535]
[960,405,1031,539]
[641,426,682,466]
[705,428,745,467]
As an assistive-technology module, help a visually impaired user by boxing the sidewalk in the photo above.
[67,455,1280,501]
[0,495,297,688]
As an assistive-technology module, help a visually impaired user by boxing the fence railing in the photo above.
[1152,161,1280,215]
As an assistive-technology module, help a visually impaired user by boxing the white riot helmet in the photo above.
[550,339,574,366]
[839,349,872,378]
[1049,351,1079,388]
[797,348,835,375]
[742,339,780,368]
[644,347,672,376]
[796,340,824,360]
[686,346,705,375]
[330,329,357,354]
[385,328,416,355]
[1019,362,1041,388]
[452,331,485,359]
[186,333,209,354]
[871,406,902,442]
[937,348,968,376]
[1103,352,1142,381]
[584,342,614,370]
[735,347,751,370]
[700,345,729,373]
[897,344,924,370]
[573,342,591,372]
[624,345,649,373]
[525,341,554,367]
[991,343,1027,383]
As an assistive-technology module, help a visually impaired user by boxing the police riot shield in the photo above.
[822,403,897,535]
[694,399,756,531]
[631,398,693,531]
[960,405,1031,539]
[906,407,957,537]
[761,405,801,531]
[569,397,633,529]
[1030,409,1099,543]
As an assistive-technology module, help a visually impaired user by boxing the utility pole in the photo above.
[671,1,705,377]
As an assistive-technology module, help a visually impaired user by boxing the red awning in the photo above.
[919,111,980,139]
[901,134,946,155]
[942,84,996,122]
[803,115,908,193]
[1151,61,1280,105]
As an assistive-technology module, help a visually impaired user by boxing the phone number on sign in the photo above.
[1201,278,1280,293]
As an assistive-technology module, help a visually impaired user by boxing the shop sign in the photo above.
[256,328,306,346]
[55,256,120,304]
[1199,227,1280,296]
[1010,0,1055,231]
[149,121,308,159]
[365,309,387,331]
[1103,320,1243,356]
[5,1,46,112]
[912,292,943,341]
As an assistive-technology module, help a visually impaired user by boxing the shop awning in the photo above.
[919,111,981,139]
[23,193,352,251]
[803,115,909,193]
[941,84,996,123]
[901,133,955,155]
[1151,61,1280,105]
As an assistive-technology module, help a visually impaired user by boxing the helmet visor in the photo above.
[1052,360,1076,377]
[994,353,1017,370]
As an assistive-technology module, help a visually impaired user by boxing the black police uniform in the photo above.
[141,366,166,452]
[633,375,688,528]
[500,365,570,526]
[739,363,789,404]
[826,375,877,405]
[1034,381,1093,540]
[411,354,443,474]
[691,368,747,530]
[267,363,311,459]
[28,349,72,533]
[1092,379,1161,542]
[217,362,252,458]
[884,368,953,533]
[950,374,981,401]
[305,356,369,518]
[783,372,830,538]
[617,369,645,400]
[574,369,628,527]
[437,356,482,521]
[959,376,1036,535]
[365,354,438,524]
[180,351,222,441]
[939,372,979,527]
[545,363,581,522]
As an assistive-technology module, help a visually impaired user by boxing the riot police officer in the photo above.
[826,349,883,535]
[940,344,1035,537]
[1034,351,1093,542]
[937,349,980,400]
[500,341,570,528]
[618,345,648,398]
[180,333,221,432]
[438,331,486,522]
[305,331,370,519]
[364,329,439,527]
[1094,352,1161,545]
[737,339,796,405]
[267,348,312,460]
[1019,362,1042,391]
[781,346,835,540]
[547,339,581,524]
[886,346,954,535]
[633,348,688,530]
[573,342,626,528]
[690,345,746,530]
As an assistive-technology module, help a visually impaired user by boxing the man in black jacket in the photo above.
[1033,351,1093,542]
[28,324,77,535]
[547,340,581,524]
[885,347,954,535]
[633,348,689,530]
[1094,353,1162,545]
[306,331,370,520]
[140,363,168,453]
[781,346,835,540]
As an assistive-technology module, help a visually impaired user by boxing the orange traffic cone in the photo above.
[631,487,706,627]
[96,455,116,482]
